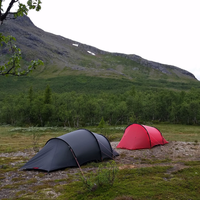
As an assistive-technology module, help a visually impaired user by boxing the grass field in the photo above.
[0,75,199,97]
[0,124,199,153]
[0,124,200,199]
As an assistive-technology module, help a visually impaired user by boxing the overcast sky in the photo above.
[11,0,200,80]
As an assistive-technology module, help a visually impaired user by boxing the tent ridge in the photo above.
[46,137,79,164]
[140,124,152,148]
[81,129,103,160]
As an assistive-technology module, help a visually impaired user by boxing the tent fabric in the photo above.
[20,129,119,172]
[117,124,168,150]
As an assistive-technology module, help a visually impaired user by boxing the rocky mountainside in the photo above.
[0,15,197,80]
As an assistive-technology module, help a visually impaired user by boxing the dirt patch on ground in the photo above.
[0,141,200,199]
[113,141,200,166]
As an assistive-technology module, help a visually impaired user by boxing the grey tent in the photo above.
[20,129,119,172]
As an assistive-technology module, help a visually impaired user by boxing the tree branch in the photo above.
[0,0,18,23]
[0,0,43,76]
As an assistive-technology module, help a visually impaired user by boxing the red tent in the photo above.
[117,124,168,150]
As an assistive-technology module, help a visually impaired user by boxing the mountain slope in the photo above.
[0,15,197,81]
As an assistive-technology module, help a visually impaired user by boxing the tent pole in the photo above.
[70,148,86,180]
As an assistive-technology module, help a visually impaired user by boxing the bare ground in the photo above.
[0,141,200,199]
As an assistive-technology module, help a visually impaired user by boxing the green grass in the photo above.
[0,124,200,199]
[0,124,199,153]
[57,166,200,200]
[0,126,70,153]
[155,124,200,142]
[0,75,199,97]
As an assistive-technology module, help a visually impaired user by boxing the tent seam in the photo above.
[140,124,152,148]
[82,129,103,161]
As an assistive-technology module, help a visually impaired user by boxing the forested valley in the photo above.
[1,84,200,127]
